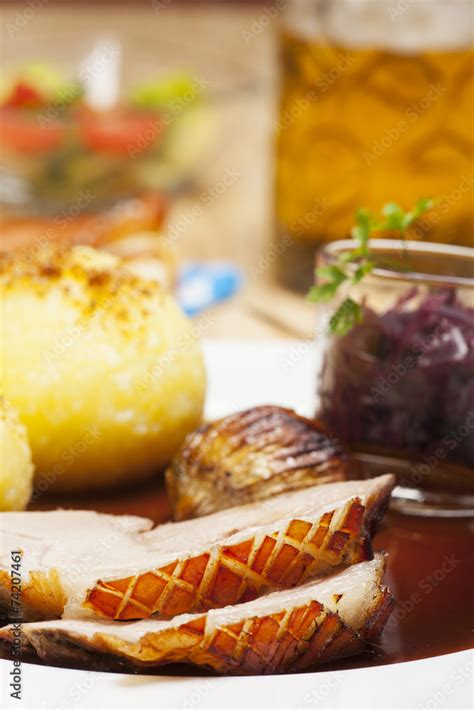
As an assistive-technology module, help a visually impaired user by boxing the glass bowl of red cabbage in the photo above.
[314,239,474,515]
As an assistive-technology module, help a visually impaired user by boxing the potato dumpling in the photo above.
[0,245,206,492]
[0,398,34,510]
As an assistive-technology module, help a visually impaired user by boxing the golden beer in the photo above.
[275,1,474,290]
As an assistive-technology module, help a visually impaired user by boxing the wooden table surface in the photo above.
[2,3,316,340]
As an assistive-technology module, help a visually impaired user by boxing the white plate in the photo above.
[1,340,472,710]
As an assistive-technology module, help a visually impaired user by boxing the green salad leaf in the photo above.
[28,63,81,104]
[131,72,201,110]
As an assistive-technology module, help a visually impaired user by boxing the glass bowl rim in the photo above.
[320,238,474,288]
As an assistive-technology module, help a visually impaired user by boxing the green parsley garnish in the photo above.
[307,198,434,336]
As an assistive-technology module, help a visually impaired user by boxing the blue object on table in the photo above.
[177,262,243,316]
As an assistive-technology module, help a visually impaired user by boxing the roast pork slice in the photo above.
[0,556,393,675]
[0,475,393,622]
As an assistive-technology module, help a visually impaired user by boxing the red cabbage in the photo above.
[317,288,474,470]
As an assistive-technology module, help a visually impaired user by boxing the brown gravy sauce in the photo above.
[13,481,474,676]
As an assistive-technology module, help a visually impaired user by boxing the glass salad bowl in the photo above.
[314,239,474,516]
[0,38,216,212]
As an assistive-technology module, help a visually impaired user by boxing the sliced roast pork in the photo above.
[0,475,393,623]
[0,556,393,675]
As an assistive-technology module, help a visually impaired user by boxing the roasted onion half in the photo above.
[166,405,348,520]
